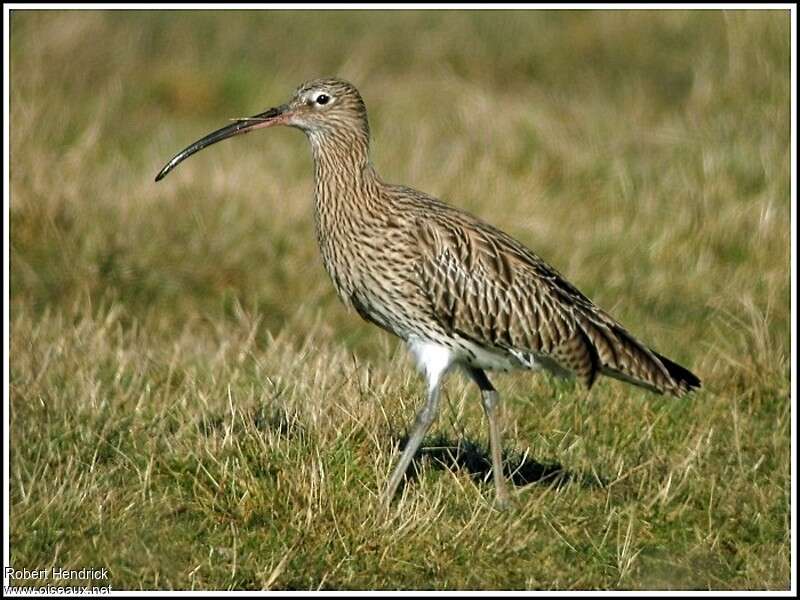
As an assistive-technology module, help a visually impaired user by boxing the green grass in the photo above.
[9,9,792,590]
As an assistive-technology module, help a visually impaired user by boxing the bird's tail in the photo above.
[649,350,701,395]
[581,318,701,397]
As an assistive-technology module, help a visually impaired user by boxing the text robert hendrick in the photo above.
[5,567,109,580]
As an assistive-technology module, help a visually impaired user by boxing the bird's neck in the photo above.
[307,129,384,301]
[308,130,381,217]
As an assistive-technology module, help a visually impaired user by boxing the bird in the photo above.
[155,77,701,510]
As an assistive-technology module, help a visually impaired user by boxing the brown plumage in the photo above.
[156,77,700,509]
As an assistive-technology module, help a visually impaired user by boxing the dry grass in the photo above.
[9,9,792,590]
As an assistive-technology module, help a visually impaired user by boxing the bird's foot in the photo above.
[493,486,512,511]
[376,493,395,523]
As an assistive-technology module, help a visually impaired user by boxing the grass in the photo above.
[8,9,792,590]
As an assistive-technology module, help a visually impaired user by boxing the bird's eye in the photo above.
[315,94,330,106]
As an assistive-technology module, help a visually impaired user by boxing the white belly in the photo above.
[408,337,571,383]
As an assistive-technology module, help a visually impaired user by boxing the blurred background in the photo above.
[9,9,791,590]
[11,11,789,352]
[10,10,790,348]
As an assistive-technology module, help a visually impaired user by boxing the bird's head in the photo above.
[287,78,369,139]
[155,77,369,182]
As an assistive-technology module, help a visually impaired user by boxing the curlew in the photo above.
[156,78,700,510]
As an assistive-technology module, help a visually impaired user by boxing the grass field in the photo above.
[8,9,793,590]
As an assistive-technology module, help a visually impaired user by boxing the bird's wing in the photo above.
[413,212,680,392]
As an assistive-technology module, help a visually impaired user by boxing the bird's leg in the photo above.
[466,367,511,509]
[482,389,511,509]
[381,380,441,512]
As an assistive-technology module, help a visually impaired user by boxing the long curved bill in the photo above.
[155,104,289,182]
